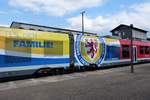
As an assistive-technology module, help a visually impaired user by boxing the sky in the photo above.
[0,0,150,36]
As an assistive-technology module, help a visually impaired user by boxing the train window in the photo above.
[122,45,129,58]
[140,46,144,54]
[145,46,149,54]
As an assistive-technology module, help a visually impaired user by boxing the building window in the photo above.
[121,32,128,39]
[113,31,119,36]
[122,45,130,58]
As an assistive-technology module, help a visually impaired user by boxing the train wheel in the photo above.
[74,66,80,72]
[89,64,98,70]
[59,68,65,75]
[34,68,51,77]
[80,66,85,72]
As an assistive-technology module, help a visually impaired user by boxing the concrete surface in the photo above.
[0,63,150,100]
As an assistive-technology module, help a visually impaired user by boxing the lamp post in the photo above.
[81,11,85,34]
[130,24,134,73]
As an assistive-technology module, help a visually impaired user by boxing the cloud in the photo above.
[9,0,105,16]
[0,24,9,27]
[67,2,150,35]
[0,11,7,15]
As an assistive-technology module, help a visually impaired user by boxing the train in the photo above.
[0,24,150,78]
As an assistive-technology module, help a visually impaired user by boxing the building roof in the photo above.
[10,22,97,35]
[110,24,148,33]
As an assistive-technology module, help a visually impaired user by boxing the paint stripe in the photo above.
[103,59,130,63]
[0,49,69,58]
[0,63,70,72]
[0,55,69,68]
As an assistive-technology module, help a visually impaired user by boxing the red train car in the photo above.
[120,39,150,63]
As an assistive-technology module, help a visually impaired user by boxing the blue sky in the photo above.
[0,0,150,36]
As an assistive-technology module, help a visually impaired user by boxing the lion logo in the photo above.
[75,34,106,66]
[84,38,98,59]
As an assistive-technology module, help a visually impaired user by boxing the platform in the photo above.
[0,63,150,100]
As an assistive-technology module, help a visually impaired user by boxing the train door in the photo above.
[133,46,137,62]
[69,32,74,68]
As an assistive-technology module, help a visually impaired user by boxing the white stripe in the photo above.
[137,58,150,60]
[0,49,69,58]
[0,49,5,55]
[103,59,130,64]
[0,63,70,72]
